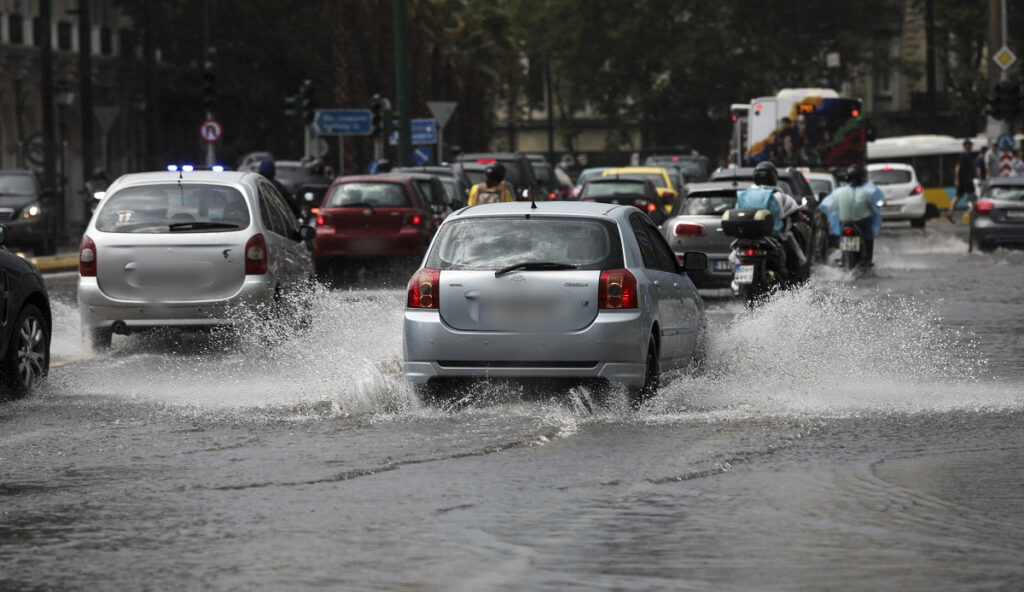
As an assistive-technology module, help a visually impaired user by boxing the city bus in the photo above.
[745,88,866,169]
[866,134,989,216]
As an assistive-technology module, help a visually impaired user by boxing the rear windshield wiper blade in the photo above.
[494,261,579,277]
[340,201,375,211]
[168,221,241,231]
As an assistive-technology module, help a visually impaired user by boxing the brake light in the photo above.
[598,269,637,309]
[79,235,97,277]
[674,223,706,236]
[476,158,496,164]
[245,233,268,275]
[645,202,658,212]
[842,226,856,236]
[743,248,766,256]
[851,109,860,117]
[672,156,680,161]
[316,213,330,226]
[407,268,440,308]
[882,166,892,171]
[975,200,994,215]
[911,184,923,195]
[549,192,557,199]
[404,213,423,226]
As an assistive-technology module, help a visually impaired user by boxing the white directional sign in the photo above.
[200,119,223,143]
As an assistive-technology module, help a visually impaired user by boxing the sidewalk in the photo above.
[22,251,80,274]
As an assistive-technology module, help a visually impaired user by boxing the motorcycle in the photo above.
[722,208,789,305]
[838,222,869,271]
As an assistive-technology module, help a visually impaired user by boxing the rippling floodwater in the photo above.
[2,224,1022,590]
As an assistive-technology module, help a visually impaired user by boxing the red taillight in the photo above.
[745,248,756,256]
[245,233,268,275]
[674,223,706,236]
[549,192,557,199]
[975,200,994,215]
[476,158,496,164]
[911,184,923,195]
[79,235,97,277]
[851,108,860,117]
[404,213,423,226]
[407,268,440,309]
[645,202,658,212]
[316,213,330,226]
[598,269,637,309]
[842,226,856,236]
[882,166,892,171]
[672,156,680,161]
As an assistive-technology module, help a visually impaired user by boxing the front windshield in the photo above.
[679,193,737,215]
[0,174,37,195]
[426,216,622,271]
[985,186,1024,201]
[326,182,410,207]
[95,184,250,233]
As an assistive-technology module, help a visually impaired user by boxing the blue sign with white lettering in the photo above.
[367,159,380,174]
[413,146,432,165]
[389,118,438,145]
[314,109,372,136]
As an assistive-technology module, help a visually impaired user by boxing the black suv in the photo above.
[0,170,56,254]
[709,166,828,262]
[0,224,51,397]
[453,152,544,202]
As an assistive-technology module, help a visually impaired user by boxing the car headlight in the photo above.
[21,201,42,219]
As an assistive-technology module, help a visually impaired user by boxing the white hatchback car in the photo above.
[403,201,708,406]
[867,163,927,228]
[78,170,314,348]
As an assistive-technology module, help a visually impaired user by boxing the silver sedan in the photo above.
[661,182,738,289]
[78,170,314,349]
[403,201,707,406]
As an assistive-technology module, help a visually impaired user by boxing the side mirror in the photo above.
[679,251,707,272]
[0,224,6,247]
[298,225,316,241]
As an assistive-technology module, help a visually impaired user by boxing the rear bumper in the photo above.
[880,196,926,221]
[972,217,1024,246]
[403,309,648,386]
[314,229,429,258]
[78,275,276,330]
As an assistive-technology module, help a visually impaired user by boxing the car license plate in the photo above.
[490,299,556,322]
[712,259,731,272]
[734,265,754,284]
[840,236,861,252]
[1005,210,1024,219]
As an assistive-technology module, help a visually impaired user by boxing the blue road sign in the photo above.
[413,146,432,165]
[389,118,438,145]
[367,158,380,174]
[997,132,1015,152]
[314,109,372,136]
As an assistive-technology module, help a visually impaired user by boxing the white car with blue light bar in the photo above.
[867,163,927,228]
[402,201,708,406]
[78,170,315,349]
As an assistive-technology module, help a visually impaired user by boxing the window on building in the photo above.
[33,17,47,48]
[120,29,135,58]
[57,21,73,51]
[8,14,24,44]
[100,26,112,55]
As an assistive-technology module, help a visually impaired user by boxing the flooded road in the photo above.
[2,223,1022,590]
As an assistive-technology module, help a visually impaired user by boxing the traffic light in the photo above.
[284,94,298,117]
[988,79,1022,121]
[203,69,215,113]
[370,94,383,136]
[300,79,314,125]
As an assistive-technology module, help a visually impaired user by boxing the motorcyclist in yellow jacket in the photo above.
[468,163,514,206]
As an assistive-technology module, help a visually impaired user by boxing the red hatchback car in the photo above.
[313,174,447,273]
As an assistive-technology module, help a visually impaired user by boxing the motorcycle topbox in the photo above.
[721,208,775,238]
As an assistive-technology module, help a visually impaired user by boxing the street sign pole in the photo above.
[337,135,344,175]
[427,101,457,165]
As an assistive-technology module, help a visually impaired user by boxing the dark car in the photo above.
[525,154,571,200]
[645,154,711,183]
[709,166,827,262]
[579,176,666,224]
[313,174,444,274]
[0,170,56,255]
[391,165,467,209]
[970,176,1024,252]
[273,160,333,221]
[0,224,51,396]
[454,152,544,201]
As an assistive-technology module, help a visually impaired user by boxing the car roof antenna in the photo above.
[530,190,537,209]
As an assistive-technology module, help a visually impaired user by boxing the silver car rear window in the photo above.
[869,169,912,185]
[985,186,1024,201]
[426,216,623,271]
[679,193,736,215]
[95,184,250,233]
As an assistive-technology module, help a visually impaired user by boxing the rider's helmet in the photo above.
[846,163,865,186]
[753,161,778,187]
[484,162,506,184]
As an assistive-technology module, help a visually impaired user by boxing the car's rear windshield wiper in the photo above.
[168,221,241,232]
[494,261,579,277]
[339,201,375,211]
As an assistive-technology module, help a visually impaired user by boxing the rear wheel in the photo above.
[628,335,660,409]
[1,305,50,396]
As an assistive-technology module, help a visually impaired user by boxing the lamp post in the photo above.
[55,80,75,246]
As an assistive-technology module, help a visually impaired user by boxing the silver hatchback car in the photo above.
[403,201,707,405]
[78,170,314,348]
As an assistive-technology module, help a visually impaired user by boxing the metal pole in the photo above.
[40,0,60,244]
[337,135,344,175]
[143,2,156,170]
[925,0,936,119]
[545,58,554,163]
[204,0,216,167]
[394,0,412,166]
[436,127,443,165]
[79,0,94,185]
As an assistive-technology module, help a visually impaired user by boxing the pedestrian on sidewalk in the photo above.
[948,139,974,223]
